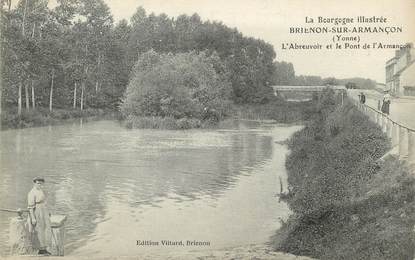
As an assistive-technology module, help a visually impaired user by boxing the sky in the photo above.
[52,0,415,83]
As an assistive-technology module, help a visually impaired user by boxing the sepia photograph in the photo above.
[0,0,415,259]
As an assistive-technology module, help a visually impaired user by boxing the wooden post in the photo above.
[378,113,383,129]
[50,215,67,256]
[399,127,409,160]
[375,112,380,125]
[9,214,31,255]
[371,110,376,123]
[382,115,388,133]
[387,119,393,139]
[391,123,399,146]
[6,211,67,256]
[379,113,383,127]
[407,130,415,167]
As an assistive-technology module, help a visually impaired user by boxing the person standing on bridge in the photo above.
[381,91,391,115]
[27,177,52,256]
[359,92,366,104]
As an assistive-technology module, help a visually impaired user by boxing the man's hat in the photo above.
[33,177,45,183]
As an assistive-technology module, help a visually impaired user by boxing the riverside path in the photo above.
[348,89,415,129]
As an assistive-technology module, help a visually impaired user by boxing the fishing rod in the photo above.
[0,208,29,217]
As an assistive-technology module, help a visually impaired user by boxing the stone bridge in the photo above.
[272,85,347,101]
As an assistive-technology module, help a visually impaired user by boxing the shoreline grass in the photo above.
[1,107,119,130]
[2,98,316,131]
[272,97,415,260]
[123,99,316,130]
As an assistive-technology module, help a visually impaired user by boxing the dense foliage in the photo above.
[273,92,415,260]
[124,7,276,104]
[1,1,277,124]
[121,51,232,122]
[1,0,121,113]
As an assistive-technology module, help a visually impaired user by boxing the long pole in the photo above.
[0,208,29,213]
[0,5,2,130]
[49,68,55,112]
[0,208,29,217]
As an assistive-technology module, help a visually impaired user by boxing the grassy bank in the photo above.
[1,107,118,130]
[272,94,415,259]
[123,115,205,130]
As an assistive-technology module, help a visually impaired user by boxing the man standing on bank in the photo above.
[28,177,52,256]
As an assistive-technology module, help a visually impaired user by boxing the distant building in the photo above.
[385,43,415,96]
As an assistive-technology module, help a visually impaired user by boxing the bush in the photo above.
[123,115,202,130]
[121,50,233,124]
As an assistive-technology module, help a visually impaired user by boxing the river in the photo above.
[0,120,301,257]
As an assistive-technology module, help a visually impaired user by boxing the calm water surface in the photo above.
[0,120,301,256]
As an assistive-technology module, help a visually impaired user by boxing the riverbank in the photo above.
[3,244,314,260]
[1,99,315,131]
[272,95,415,259]
[1,108,119,130]
[123,99,315,130]
[233,99,314,123]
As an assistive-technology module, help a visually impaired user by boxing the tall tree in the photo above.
[77,0,113,108]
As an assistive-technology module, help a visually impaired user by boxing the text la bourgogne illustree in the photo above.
[282,16,408,50]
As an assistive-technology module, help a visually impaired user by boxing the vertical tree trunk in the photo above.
[21,0,28,36]
[49,69,54,112]
[24,82,29,110]
[95,53,101,94]
[31,80,35,109]
[20,0,28,116]
[31,23,35,38]
[81,45,89,111]
[80,83,84,111]
[0,66,1,127]
[0,9,2,127]
[18,82,22,116]
[73,82,77,109]
[81,66,88,111]
[18,0,28,117]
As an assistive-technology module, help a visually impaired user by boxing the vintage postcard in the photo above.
[1,0,414,259]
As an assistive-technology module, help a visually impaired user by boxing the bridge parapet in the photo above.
[272,86,347,100]
[272,85,347,92]
[350,98,415,169]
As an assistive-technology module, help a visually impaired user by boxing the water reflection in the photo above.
[0,120,301,256]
